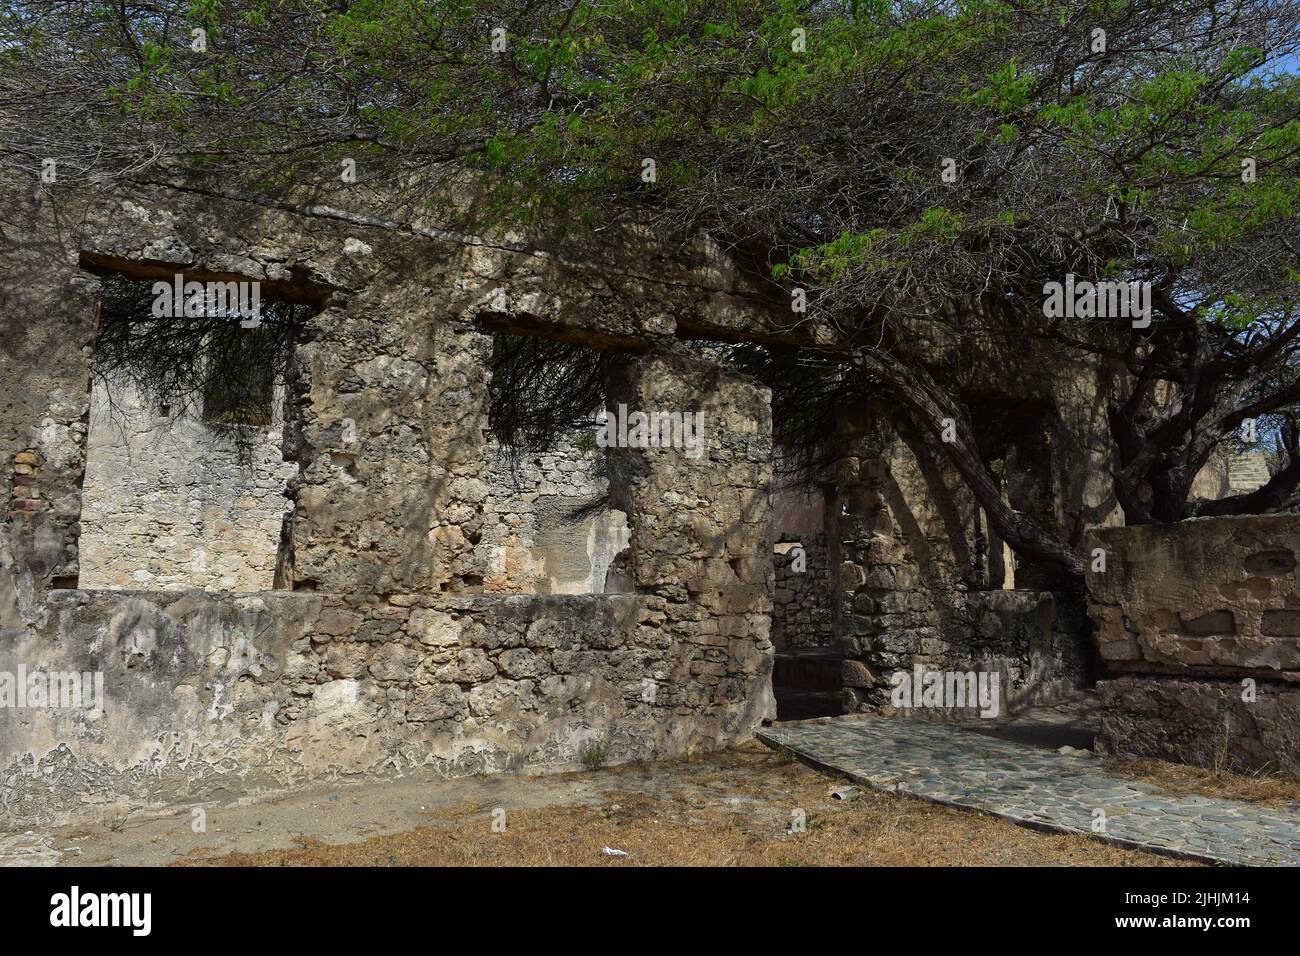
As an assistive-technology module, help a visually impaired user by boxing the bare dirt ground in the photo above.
[12,741,1200,867]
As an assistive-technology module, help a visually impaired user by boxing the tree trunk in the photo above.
[852,347,1086,583]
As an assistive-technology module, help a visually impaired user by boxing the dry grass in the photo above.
[1105,756,1300,807]
[175,744,1196,867]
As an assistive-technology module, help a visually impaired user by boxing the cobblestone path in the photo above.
[759,716,1300,866]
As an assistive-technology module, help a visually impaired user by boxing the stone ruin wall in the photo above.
[77,379,295,591]
[1086,516,1300,775]
[833,403,1093,720]
[0,174,1146,802]
[0,179,778,826]
[772,539,832,650]
[770,481,834,650]
[6,175,1293,826]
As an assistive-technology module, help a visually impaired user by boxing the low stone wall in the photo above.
[0,587,772,826]
[841,587,1088,718]
[1096,677,1300,776]
[1087,515,1300,775]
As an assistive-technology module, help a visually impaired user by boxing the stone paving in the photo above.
[759,715,1300,866]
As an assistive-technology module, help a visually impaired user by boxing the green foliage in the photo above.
[4,1,1297,426]
[969,60,1034,114]
[10,0,1294,280]
[787,229,890,280]
[1207,291,1295,332]
[580,737,609,770]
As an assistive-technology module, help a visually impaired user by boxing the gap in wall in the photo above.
[771,473,841,720]
[76,269,307,592]
[480,328,634,595]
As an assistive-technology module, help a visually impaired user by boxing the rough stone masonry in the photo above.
[4,174,1296,829]
[0,177,781,826]
[1087,515,1300,775]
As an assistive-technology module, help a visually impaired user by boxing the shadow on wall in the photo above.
[833,404,1095,719]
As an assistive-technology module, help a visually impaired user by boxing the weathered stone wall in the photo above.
[1,212,99,626]
[770,480,834,650]
[78,379,294,591]
[609,352,775,721]
[832,409,1091,718]
[1096,677,1300,776]
[1087,516,1300,676]
[0,588,731,824]
[772,537,833,649]
[0,178,779,826]
[1086,516,1300,774]
[481,437,630,594]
